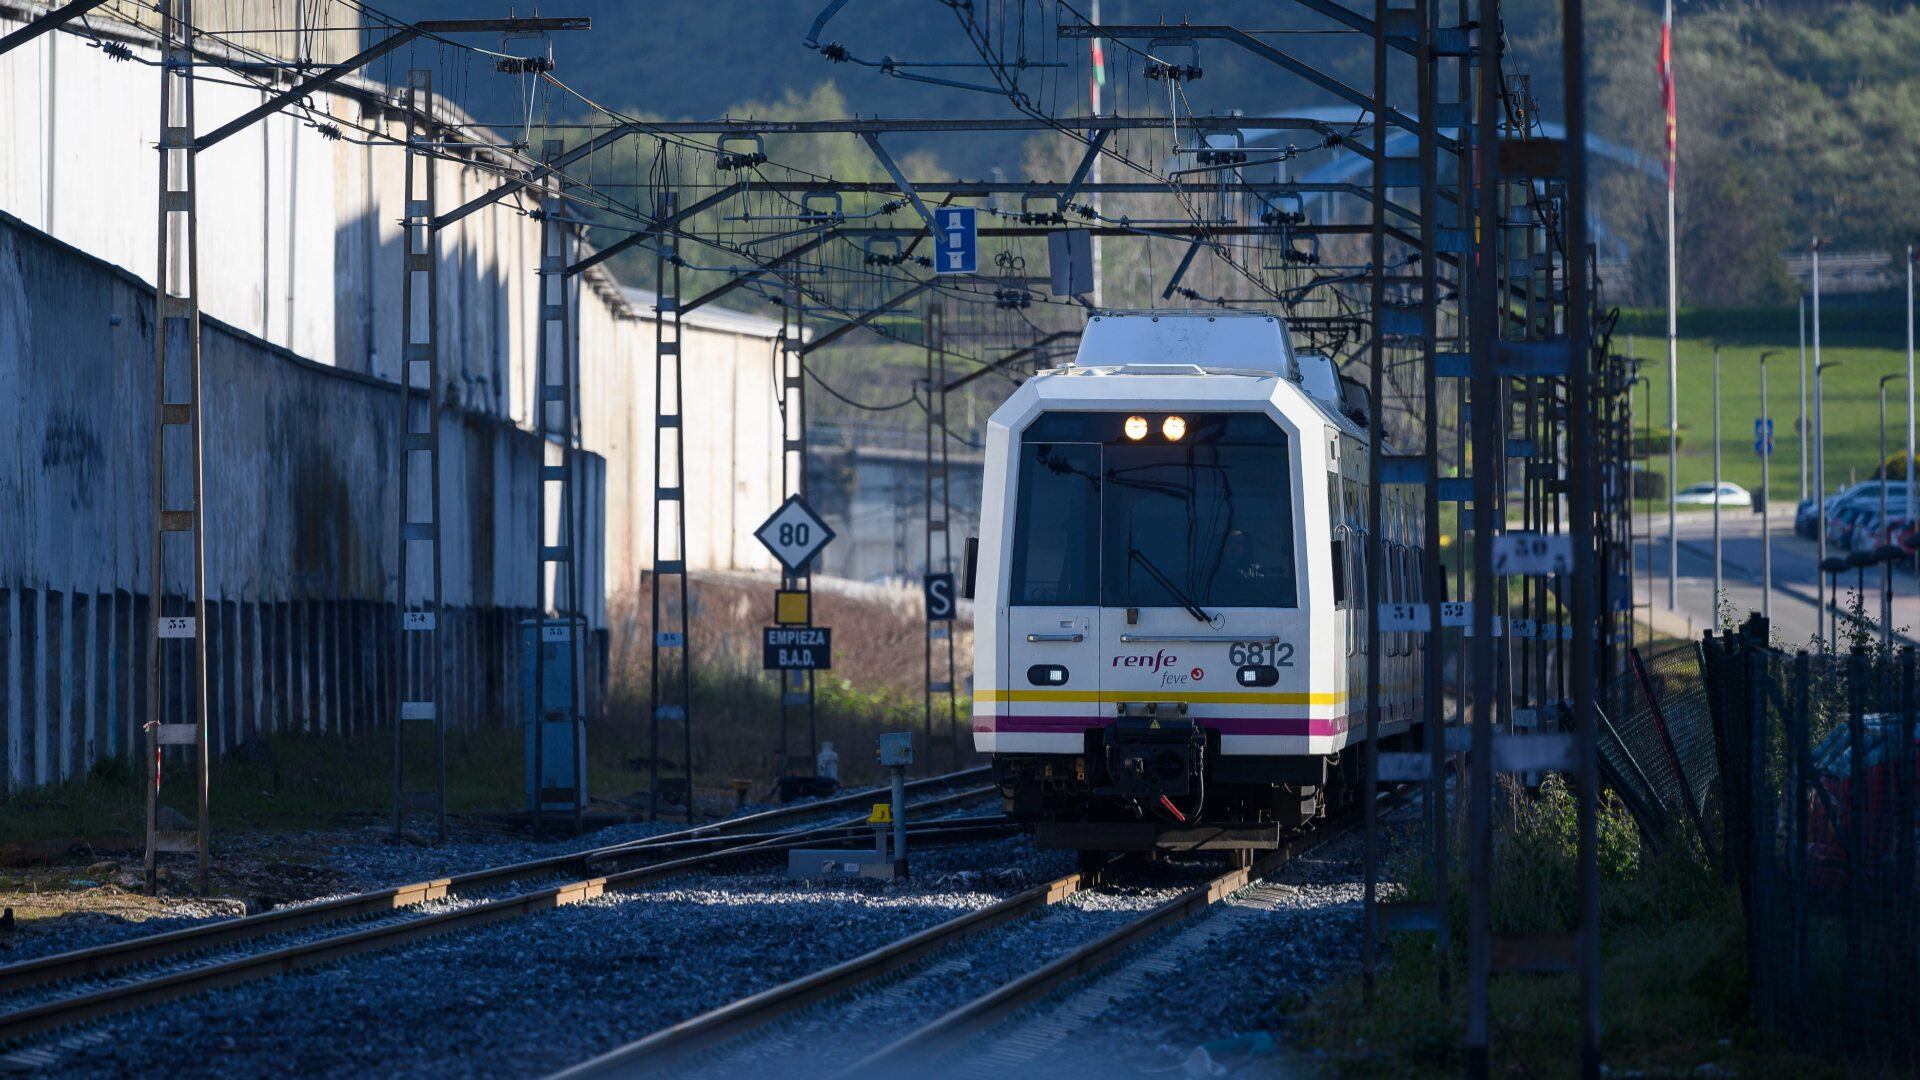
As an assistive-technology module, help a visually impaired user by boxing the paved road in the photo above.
[1630,509,1920,649]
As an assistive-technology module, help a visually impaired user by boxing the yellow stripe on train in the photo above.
[973,689,1348,705]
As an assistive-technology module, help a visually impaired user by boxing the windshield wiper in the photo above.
[1128,547,1214,625]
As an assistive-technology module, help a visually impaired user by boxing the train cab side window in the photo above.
[1009,442,1102,605]
[1327,471,1347,608]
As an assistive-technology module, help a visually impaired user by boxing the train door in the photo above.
[1347,440,1367,725]
[1327,432,1366,731]
[1003,440,1103,729]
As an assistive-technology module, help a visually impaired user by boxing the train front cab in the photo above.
[972,374,1419,860]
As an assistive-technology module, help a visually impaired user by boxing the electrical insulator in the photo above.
[495,56,555,75]
[1144,61,1203,82]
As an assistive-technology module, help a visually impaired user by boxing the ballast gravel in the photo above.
[674,863,1224,1080]
[0,790,948,968]
[7,795,1389,1079]
[926,814,1418,1079]
[14,832,1071,1078]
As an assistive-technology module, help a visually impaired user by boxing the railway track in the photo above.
[555,796,1385,1079]
[0,769,1001,1044]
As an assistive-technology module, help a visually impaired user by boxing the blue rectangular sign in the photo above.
[936,207,977,275]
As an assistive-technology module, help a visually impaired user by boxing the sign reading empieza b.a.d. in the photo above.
[763,626,831,670]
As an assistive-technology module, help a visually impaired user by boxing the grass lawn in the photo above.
[1618,307,1914,506]
[1294,778,1842,1077]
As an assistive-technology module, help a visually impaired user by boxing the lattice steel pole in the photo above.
[394,68,447,840]
[1361,0,1388,1001]
[778,300,817,776]
[146,0,210,892]
[649,190,694,823]
[923,304,960,771]
[1364,0,1465,1002]
[1417,0,1453,999]
[1562,0,1604,1069]
[1465,0,1503,1067]
[533,139,586,833]
[1463,2,1604,1069]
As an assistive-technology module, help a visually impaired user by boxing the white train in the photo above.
[961,310,1425,860]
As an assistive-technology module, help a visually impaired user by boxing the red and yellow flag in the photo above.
[1659,1,1677,189]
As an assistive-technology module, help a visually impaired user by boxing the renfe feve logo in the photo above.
[1112,650,1178,672]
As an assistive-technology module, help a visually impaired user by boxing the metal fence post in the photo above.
[1787,651,1812,1042]
[1845,650,1868,1036]
[1746,632,1771,1027]
[1899,651,1918,1066]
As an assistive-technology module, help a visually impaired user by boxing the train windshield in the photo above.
[1009,413,1298,608]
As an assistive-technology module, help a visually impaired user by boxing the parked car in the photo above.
[1832,504,1874,550]
[1899,519,1920,557]
[1673,481,1752,508]
[1834,503,1906,551]
[1797,496,1824,538]
[1863,515,1913,552]
[1806,713,1920,894]
[1799,482,1913,539]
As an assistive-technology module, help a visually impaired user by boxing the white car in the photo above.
[1674,481,1752,508]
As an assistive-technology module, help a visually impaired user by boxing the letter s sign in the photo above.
[925,572,956,621]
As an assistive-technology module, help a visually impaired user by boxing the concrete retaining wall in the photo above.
[0,212,606,792]
[0,3,788,587]
[0,5,798,793]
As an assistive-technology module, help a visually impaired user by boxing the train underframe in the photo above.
[992,716,1423,866]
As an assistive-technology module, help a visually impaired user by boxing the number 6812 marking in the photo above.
[1229,640,1295,667]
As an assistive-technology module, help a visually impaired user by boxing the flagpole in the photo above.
[1663,0,1679,611]
[1088,0,1104,311]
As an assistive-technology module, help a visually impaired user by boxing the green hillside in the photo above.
[1620,311,1914,508]
[1512,0,1920,307]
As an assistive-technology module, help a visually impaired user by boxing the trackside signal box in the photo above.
[520,618,587,814]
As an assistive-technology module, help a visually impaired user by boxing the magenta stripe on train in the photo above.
[977,714,1351,736]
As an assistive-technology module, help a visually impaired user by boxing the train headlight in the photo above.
[1124,415,1149,440]
[1162,415,1187,441]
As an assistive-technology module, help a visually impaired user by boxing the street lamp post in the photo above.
[1668,340,1679,610]
[1800,295,1809,503]
[1640,372,1655,619]
[1879,373,1904,650]
[1817,356,1842,648]
[1713,346,1723,616]
[1814,237,1829,641]
[1758,351,1783,622]
[1821,556,1849,651]
[1628,371,1652,638]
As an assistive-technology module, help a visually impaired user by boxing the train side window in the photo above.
[1327,471,1347,608]
[1354,540,1367,651]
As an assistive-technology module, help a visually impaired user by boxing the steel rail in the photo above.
[0,767,988,997]
[839,796,1392,1076]
[0,814,1014,1042]
[551,862,1115,1077]
[556,794,1398,1079]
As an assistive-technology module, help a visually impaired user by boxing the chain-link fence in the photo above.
[1703,625,1920,1068]
[1598,640,1719,855]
